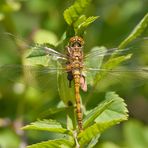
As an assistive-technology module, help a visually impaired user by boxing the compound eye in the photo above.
[70,37,76,43]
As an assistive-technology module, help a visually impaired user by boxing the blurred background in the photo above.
[0,0,148,147]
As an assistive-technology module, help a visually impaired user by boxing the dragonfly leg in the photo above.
[67,71,73,88]
[66,46,71,54]
[69,80,72,88]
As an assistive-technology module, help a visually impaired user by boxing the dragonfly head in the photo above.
[69,36,84,48]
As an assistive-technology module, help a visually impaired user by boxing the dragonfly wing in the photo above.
[84,37,148,86]
[0,32,67,61]
[28,45,67,60]
[85,67,148,90]
[84,36,148,62]
[0,64,66,92]
[0,33,68,92]
[84,46,131,61]
[83,46,107,85]
[83,46,132,85]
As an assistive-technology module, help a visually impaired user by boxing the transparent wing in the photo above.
[0,32,68,92]
[84,66,148,91]
[84,46,129,59]
[0,32,67,61]
[83,37,148,88]
[27,44,67,60]
[84,36,148,66]
[83,46,134,81]
[0,64,66,92]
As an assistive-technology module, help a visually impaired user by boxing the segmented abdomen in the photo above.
[73,73,83,132]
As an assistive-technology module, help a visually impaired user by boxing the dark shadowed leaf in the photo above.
[119,13,148,49]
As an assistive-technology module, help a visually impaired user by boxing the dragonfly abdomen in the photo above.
[73,73,83,132]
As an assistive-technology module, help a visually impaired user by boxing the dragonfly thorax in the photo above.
[66,36,84,72]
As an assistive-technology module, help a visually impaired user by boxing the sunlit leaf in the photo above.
[26,48,47,58]
[74,16,99,35]
[27,139,74,148]
[77,16,99,29]
[83,99,114,128]
[87,133,100,148]
[64,0,92,25]
[85,46,107,85]
[103,54,132,70]
[22,119,71,135]
[26,44,56,58]
[67,114,74,131]
[94,54,132,85]
[78,92,128,146]
[73,15,87,29]
[95,92,128,123]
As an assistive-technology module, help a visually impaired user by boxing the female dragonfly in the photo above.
[0,35,147,132]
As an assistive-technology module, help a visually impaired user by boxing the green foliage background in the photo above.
[0,0,148,147]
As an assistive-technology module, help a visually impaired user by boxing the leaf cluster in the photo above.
[24,0,148,147]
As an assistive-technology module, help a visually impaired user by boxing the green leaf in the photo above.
[119,13,148,49]
[26,48,47,58]
[22,119,71,135]
[74,16,99,35]
[77,16,99,29]
[27,139,74,148]
[78,122,111,146]
[78,92,128,146]
[73,15,87,28]
[94,54,132,85]
[67,114,74,131]
[58,70,76,106]
[39,107,68,118]
[24,45,61,69]
[26,44,56,58]
[79,121,123,146]
[123,120,148,148]
[103,54,132,70]
[95,92,128,123]
[87,133,100,148]
[83,99,114,128]
[64,0,92,25]
[85,46,107,85]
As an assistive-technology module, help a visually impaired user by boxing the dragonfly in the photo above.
[0,34,148,132]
